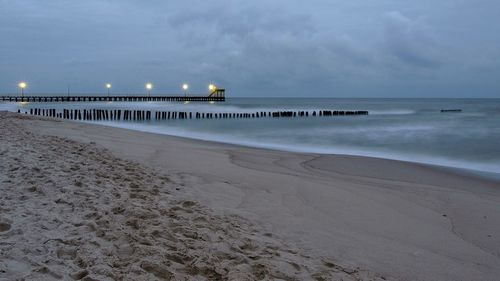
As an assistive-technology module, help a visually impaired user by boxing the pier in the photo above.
[20,108,369,121]
[0,89,225,103]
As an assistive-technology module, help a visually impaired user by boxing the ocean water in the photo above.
[2,98,500,175]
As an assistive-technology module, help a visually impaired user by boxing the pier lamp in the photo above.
[106,83,112,96]
[209,84,216,92]
[146,83,153,97]
[182,83,189,97]
[19,82,27,97]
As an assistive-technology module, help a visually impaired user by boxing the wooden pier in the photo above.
[19,108,368,121]
[0,89,225,103]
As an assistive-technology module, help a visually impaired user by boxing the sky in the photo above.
[0,0,499,97]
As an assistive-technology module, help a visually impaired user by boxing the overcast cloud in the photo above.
[1,0,499,97]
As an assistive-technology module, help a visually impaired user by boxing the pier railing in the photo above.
[0,95,225,102]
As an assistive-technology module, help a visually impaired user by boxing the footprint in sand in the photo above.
[56,247,77,260]
[0,221,11,232]
[140,261,173,279]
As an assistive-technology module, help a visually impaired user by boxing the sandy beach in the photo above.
[1,111,500,281]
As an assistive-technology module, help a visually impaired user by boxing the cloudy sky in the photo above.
[1,0,499,97]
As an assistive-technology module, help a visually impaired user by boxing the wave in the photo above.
[369,109,416,115]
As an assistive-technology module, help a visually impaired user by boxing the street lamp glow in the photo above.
[19,82,27,97]
[182,83,189,98]
[146,83,153,97]
[106,83,112,97]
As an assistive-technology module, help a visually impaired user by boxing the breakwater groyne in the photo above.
[19,108,369,121]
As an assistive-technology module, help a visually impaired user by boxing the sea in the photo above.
[2,98,500,176]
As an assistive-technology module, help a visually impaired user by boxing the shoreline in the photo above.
[2,100,500,176]
[96,119,500,181]
[2,111,500,280]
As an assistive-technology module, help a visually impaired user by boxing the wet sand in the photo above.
[1,111,500,280]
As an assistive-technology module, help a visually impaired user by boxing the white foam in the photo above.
[369,109,416,115]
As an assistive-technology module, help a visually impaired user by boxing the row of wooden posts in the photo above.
[20,108,369,121]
